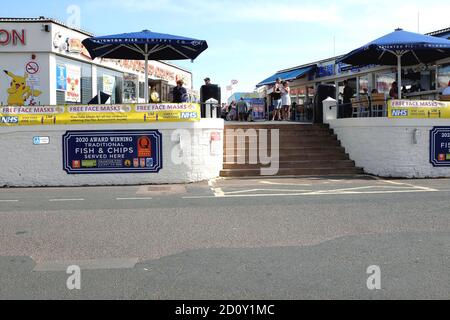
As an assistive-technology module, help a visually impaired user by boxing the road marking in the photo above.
[0,199,19,202]
[183,188,437,199]
[116,197,153,200]
[33,257,139,272]
[260,181,312,186]
[374,178,436,191]
[49,198,85,202]
[208,178,225,197]
[225,188,312,194]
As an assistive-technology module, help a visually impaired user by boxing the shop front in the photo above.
[0,18,222,187]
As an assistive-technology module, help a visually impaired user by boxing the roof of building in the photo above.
[426,27,450,39]
[0,17,94,36]
[258,26,450,87]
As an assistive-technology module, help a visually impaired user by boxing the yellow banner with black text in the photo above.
[0,103,201,126]
[388,100,450,119]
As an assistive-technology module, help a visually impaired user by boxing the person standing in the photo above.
[342,80,354,118]
[226,101,237,121]
[271,78,282,121]
[281,81,291,121]
[200,77,221,118]
[389,81,398,99]
[236,98,248,122]
[172,79,188,103]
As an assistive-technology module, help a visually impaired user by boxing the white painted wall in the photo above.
[0,22,52,53]
[0,119,224,187]
[329,118,450,178]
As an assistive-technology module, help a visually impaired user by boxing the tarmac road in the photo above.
[0,175,449,299]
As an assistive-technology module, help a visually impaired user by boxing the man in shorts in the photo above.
[236,98,248,122]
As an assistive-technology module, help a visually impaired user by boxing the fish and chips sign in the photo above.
[0,103,201,126]
[388,100,450,119]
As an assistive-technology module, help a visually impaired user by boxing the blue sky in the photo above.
[3,0,450,99]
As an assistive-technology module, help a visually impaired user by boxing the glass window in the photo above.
[123,74,138,103]
[438,63,450,89]
[97,67,123,104]
[55,58,92,105]
[376,73,396,95]
[359,76,369,94]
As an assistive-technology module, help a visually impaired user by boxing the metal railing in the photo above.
[336,99,388,119]
[199,102,222,119]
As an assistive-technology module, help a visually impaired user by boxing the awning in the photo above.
[256,65,316,87]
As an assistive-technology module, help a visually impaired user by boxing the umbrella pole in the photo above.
[397,54,402,99]
[144,54,149,103]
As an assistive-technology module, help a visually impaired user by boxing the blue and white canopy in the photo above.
[82,30,208,101]
[337,28,450,98]
[257,65,316,87]
[82,30,208,61]
[338,28,450,66]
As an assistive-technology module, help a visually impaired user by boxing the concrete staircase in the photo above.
[220,123,364,177]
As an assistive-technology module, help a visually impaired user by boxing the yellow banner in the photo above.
[0,103,201,126]
[388,100,450,119]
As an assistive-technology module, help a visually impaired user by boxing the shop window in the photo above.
[81,77,92,104]
[438,64,450,89]
[376,73,396,95]
[359,76,369,94]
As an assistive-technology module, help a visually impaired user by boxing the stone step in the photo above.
[224,146,347,156]
[220,167,365,177]
[224,124,328,130]
[224,133,339,141]
[223,137,340,148]
[223,160,356,169]
[224,153,350,162]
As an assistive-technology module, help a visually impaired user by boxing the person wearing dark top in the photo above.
[343,80,354,117]
[200,77,221,117]
[172,79,188,103]
[271,78,283,121]
[343,80,354,104]
[389,81,398,99]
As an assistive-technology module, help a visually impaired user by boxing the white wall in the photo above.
[329,118,450,178]
[0,119,224,187]
[0,22,52,53]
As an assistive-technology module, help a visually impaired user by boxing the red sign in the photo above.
[211,132,221,141]
[137,136,152,157]
[72,160,81,168]
[0,29,25,46]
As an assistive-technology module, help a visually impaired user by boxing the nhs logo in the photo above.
[181,112,198,119]
[391,109,408,117]
[1,116,19,124]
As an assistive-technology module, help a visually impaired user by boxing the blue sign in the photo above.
[63,130,163,174]
[430,127,450,167]
[56,64,67,91]
[246,98,265,121]
[317,64,335,78]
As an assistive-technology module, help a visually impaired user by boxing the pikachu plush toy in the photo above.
[4,70,42,106]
